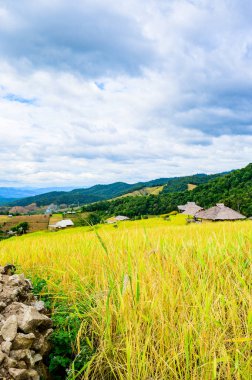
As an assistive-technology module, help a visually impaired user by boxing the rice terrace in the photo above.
[0,216,251,379]
[1,1,252,379]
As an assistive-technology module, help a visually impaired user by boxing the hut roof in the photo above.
[195,203,246,220]
[181,202,203,216]
[55,219,74,228]
[115,215,130,221]
[106,215,130,224]
[178,205,187,211]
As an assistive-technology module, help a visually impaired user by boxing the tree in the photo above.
[11,222,29,235]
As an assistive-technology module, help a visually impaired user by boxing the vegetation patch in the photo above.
[32,277,95,379]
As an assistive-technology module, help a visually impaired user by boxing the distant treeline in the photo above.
[83,164,252,217]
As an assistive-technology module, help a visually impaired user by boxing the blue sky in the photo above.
[0,0,251,187]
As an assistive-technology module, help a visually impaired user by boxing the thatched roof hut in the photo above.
[106,215,130,224]
[195,203,246,221]
[178,205,187,212]
[179,202,203,216]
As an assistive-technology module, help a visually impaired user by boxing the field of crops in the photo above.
[0,218,251,379]
[0,214,50,233]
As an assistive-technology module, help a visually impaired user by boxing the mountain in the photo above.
[83,163,252,217]
[9,171,227,207]
[0,187,77,201]
[8,182,147,207]
[0,197,16,206]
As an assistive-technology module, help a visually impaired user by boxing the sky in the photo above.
[0,0,251,187]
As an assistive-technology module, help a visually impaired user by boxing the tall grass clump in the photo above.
[0,218,251,379]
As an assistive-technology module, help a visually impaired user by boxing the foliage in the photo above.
[75,213,102,227]
[32,276,94,379]
[162,172,227,193]
[10,221,29,235]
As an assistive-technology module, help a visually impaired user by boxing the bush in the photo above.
[11,222,29,235]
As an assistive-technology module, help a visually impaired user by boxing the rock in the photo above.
[2,265,16,275]
[31,300,45,312]
[8,275,23,287]
[7,357,18,367]
[18,306,52,333]
[26,369,40,380]
[25,279,33,290]
[12,333,35,350]
[0,302,7,311]
[1,340,12,354]
[32,328,53,352]
[0,349,6,364]
[1,315,18,341]
[10,349,27,361]
[8,368,26,380]
[0,265,52,378]
[16,360,27,369]
[32,353,43,365]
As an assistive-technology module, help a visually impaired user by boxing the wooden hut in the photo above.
[195,203,246,222]
[178,202,203,216]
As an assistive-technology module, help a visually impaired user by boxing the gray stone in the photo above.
[7,357,18,367]
[12,332,35,350]
[1,340,12,354]
[0,302,6,311]
[32,300,45,312]
[16,360,27,369]
[18,306,52,333]
[32,353,43,365]
[8,368,26,380]
[0,266,52,378]
[1,315,17,341]
[26,369,40,380]
[2,265,16,275]
[10,349,28,361]
[0,350,6,364]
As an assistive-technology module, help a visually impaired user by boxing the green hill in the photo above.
[9,172,227,207]
[162,173,228,193]
[83,163,252,217]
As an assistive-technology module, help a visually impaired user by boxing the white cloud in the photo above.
[0,0,251,187]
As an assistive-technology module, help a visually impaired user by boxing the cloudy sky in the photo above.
[0,0,251,187]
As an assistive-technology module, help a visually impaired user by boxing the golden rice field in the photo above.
[0,218,251,379]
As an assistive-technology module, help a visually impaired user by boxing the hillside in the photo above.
[117,185,164,198]
[8,172,226,207]
[9,183,135,207]
[0,197,15,205]
[84,163,252,217]
[162,172,229,193]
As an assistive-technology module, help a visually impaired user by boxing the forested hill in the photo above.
[9,172,226,207]
[162,172,228,193]
[83,163,252,217]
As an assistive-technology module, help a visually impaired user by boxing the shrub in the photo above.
[32,277,94,380]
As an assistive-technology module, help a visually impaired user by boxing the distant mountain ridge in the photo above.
[0,186,77,199]
[7,171,228,207]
